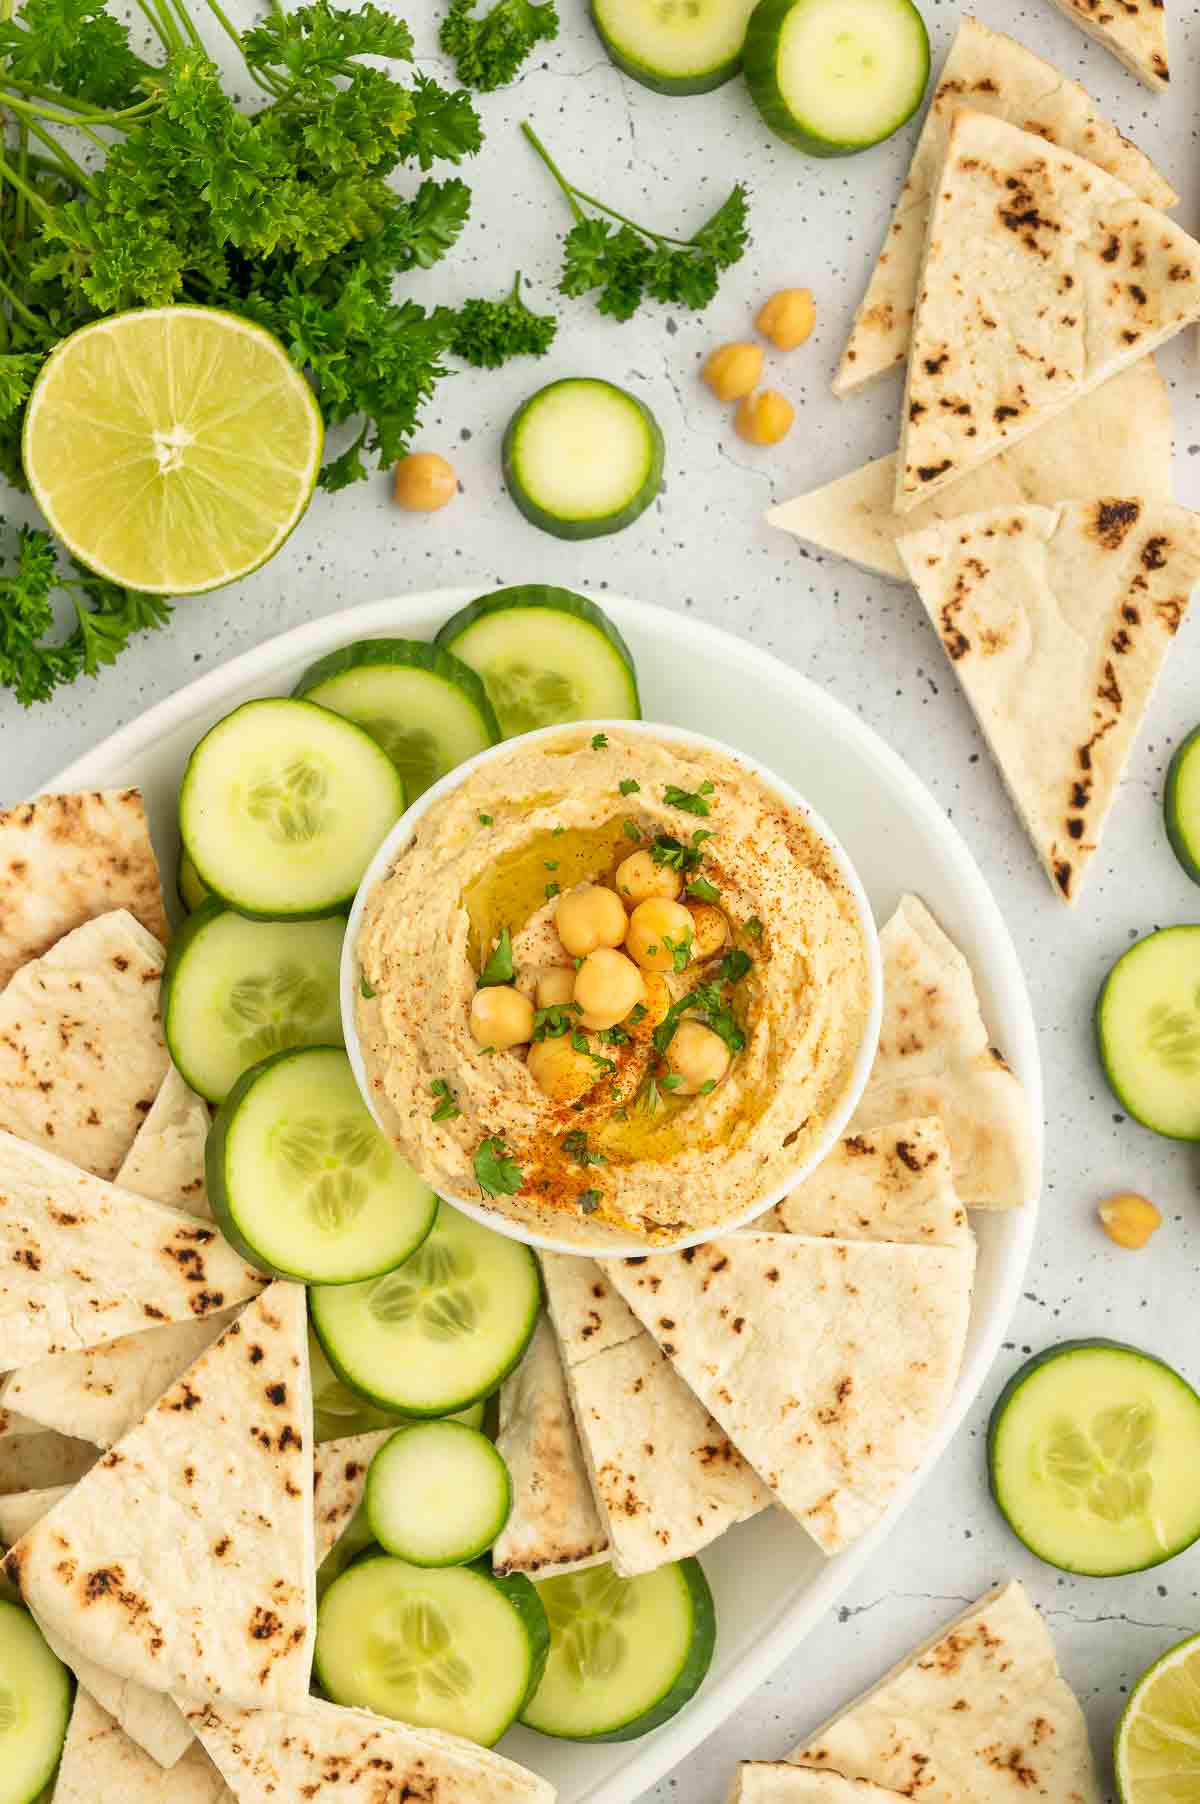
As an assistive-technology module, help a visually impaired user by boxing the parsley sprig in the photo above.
[444,271,556,368]
[441,0,559,92]
[521,122,749,320]
[474,1134,523,1199]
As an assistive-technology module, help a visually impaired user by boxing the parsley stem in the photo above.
[520,122,584,223]
[519,122,693,249]
[0,272,44,335]
[0,155,57,226]
[17,115,99,191]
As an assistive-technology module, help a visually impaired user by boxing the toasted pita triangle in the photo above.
[6,1282,316,1711]
[898,498,1200,900]
[730,1770,907,1803]
[34,1612,196,1767]
[0,1130,261,1369]
[602,1233,973,1555]
[767,359,1172,581]
[312,1430,393,1565]
[765,1118,971,1249]
[853,897,1037,1209]
[897,110,1200,513]
[834,16,1175,394]
[790,1582,1103,1802]
[1045,0,1169,91]
[54,1690,229,1801]
[117,1064,212,1218]
[0,790,169,992]
[0,1399,43,1437]
[0,1430,95,1491]
[542,1253,768,1576]
[189,1697,555,1804]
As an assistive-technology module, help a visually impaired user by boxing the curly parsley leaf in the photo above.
[664,781,714,817]
[441,0,559,92]
[0,0,151,109]
[475,1135,524,1198]
[445,272,556,368]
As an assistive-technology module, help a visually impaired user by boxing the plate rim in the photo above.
[43,586,1043,1804]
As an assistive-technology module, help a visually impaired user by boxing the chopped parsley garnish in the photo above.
[650,830,711,873]
[623,819,641,842]
[544,859,559,870]
[474,1136,523,1199]
[532,1000,582,1042]
[552,825,565,836]
[478,812,493,825]
[577,1188,601,1214]
[627,1003,647,1025]
[478,927,515,987]
[619,778,641,796]
[430,1079,461,1122]
[545,881,561,899]
[660,1071,683,1092]
[591,732,609,750]
[686,875,721,905]
[664,781,714,817]
[563,1128,607,1166]
[595,1024,630,1046]
[360,973,376,999]
[699,1078,717,1094]
[652,979,746,1061]
[662,929,694,974]
[744,915,763,940]
[571,1029,616,1076]
[719,948,753,984]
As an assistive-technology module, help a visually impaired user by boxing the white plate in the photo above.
[47,588,1043,1804]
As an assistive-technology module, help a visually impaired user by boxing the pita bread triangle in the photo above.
[0,789,169,992]
[897,498,1200,901]
[834,15,1176,394]
[5,1281,316,1712]
[312,1429,393,1564]
[767,358,1172,581]
[186,1695,556,1804]
[600,1232,973,1556]
[1045,0,1170,91]
[54,1689,231,1804]
[730,1769,907,1803]
[765,1117,971,1250]
[897,109,1200,514]
[117,1063,212,1218]
[789,1581,1103,1802]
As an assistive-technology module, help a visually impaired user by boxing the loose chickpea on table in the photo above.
[393,452,458,512]
[702,342,764,402]
[757,288,816,351]
[1098,1192,1162,1249]
[735,390,795,446]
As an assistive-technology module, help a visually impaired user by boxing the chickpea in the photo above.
[735,390,795,447]
[615,847,682,906]
[702,341,764,402]
[393,452,457,512]
[527,1033,600,1103]
[555,883,628,958]
[626,898,695,973]
[1098,1192,1162,1250]
[535,967,576,1009]
[574,948,646,1031]
[469,984,534,1051]
[757,288,816,352]
[687,902,728,960]
[627,972,672,1040]
[666,1020,731,1095]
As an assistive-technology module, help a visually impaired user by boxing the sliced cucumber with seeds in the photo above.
[988,1341,1200,1576]
[309,1201,541,1416]
[744,0,929,156]
[501,380,664,542]
[436,586,640,738]
[208,1047,436,1284]
[162,899,344,1104]
[592,0,756,92]
[365,1422,512,1566]
[310,1332,485,1441]
[180,697,405,919]
[1096,927,1200,1140]
[1165,725,1200,885]
[293,639,500,803]
[314,1554,548,1744]
[177,848,210,913]
[522,1559,715,1741]
[0,1602,73,1804]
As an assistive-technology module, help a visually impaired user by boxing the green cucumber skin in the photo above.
[293,638,502,747]
[742,0,929,156]
[987,1340,1200,1577]
[1094,928,1200,1143]
[500,384,665,542]
[435,585,642,718]
[160,897,231,1095]
[590,1,741,92]
[487,1566,551,1710]
[1165,726,1200,884]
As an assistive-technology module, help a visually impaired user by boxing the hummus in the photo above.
[355,727,873,1246]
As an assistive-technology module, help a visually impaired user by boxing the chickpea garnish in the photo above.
[469,984,533,1051]
[536,967,576,1009]
[666,1019,731,1095]
[628,971,671,1037]
[527,1033,601,1103]
[757,288,816,351]
[626,897,695,973]
[615,847,682,906]
[702,342,764,402]
[555,883,628,958]
[393,451,457,512]
[735,390,795,447]
[686,901,728,960]
[574,948,646,1031]
[1098,1193,1162,1250]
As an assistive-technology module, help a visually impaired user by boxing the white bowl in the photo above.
[342,718,883,1257]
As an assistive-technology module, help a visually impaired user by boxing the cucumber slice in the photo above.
[179,697,405,919]
[310,1331,486,1441]
[365,1422,512,1566]
[436,587,640,737]
[310,1202,540,1415]
[1165,725,1200,885]
[501,380,664,541]
[0,1601,73,1804]
[744,0,929,156]
[177,848,210,913]
[989,1341,1200,1577]
[293,639,501,803]
[162,899,344,1104]
[592,0,756,93]
[521,1559,715,1741]
[207,1046,436,1284]
[314,1554,548,1745]
[1096,927,1200,1141]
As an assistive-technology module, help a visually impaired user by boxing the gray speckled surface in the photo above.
[4,2,1200,1797]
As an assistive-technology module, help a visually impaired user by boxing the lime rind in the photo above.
[1116,1631,1200,1803]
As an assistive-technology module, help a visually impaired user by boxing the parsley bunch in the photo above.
[441,0,559,92]
[521,122,749,320]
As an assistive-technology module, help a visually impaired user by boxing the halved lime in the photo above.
[1116,1632,1200,1802]
[22,306,323,594]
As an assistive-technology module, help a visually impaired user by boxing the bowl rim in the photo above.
[341,716,884,1256]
